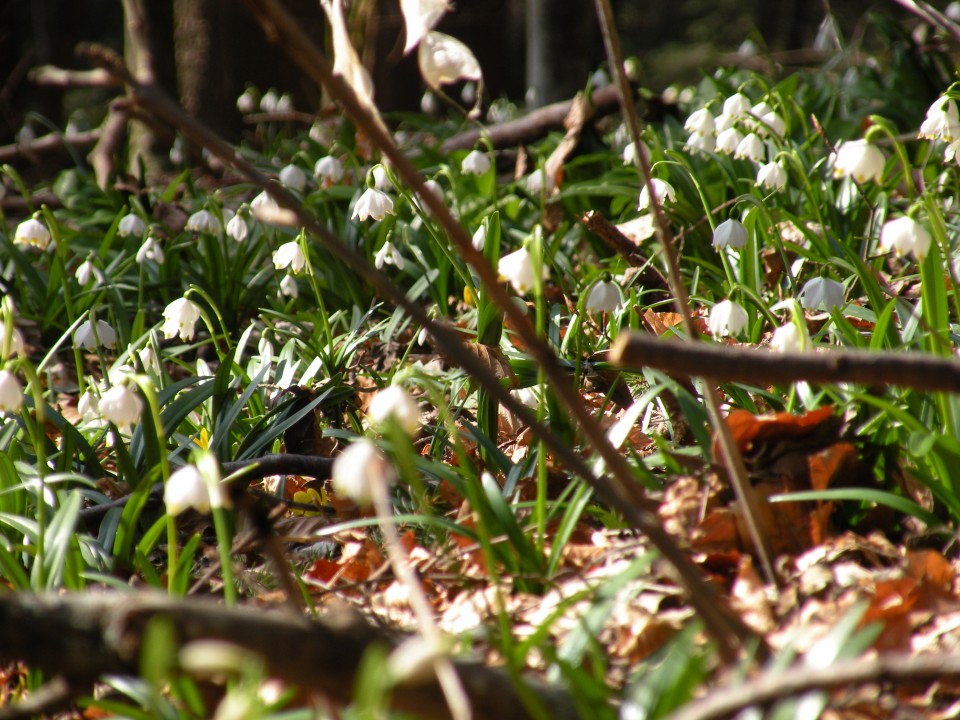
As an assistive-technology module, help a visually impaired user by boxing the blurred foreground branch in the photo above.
[0,592,581,720]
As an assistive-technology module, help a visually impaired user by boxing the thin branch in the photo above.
[611,333,960,393]
[888,0,960,44]
[593,0,776,590]
[665,653,960,720]
[28,65,121,88]
[0,592,581,720]
[578,210,671,294]
[440,84,623,153]
[0,129,100,163]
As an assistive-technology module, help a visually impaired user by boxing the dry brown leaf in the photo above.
[461,342,517,387]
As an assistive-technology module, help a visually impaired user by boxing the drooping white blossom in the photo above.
[708,299,748,337]
[712,219,749,250]
[637,179,676,210]
[14,216,50,251]
[331,437,392,507]
[368,385,420,436]
[878,216,931,261]
[800,276,845,312]
[585,278,622,314]
[272,241,307,273]
[418,31,482,91]
[352,188,395,222]
[162,297,202,341]
[75,319,117,349]
[832,140,885,183]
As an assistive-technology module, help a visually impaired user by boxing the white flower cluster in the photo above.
[679,93,789,191]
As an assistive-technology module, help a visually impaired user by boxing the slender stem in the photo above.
[592,0,776,588]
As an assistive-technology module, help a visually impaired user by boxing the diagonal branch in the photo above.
[240,0,758,662]
[665,652,960,720]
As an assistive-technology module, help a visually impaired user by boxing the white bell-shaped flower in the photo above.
[368,385,420,436]
[279,164,307,193]
[637,179,676,210]
[723,93,751,118]
[585,278,622,314]
[712,219,748,250]
[164,465,211,516]
[919,96,960,142]
[0,324,24,358]
[136,236,165,264]
[272,241,306,273]
[352,187,395,222]
[331,437,393,507]
[314,156,345,185]
[418,31,482,90]
[0,370,24,412]
[374,241,405,271]
[185,209,220,234]
[162,297,202,341]
[98,384,143,429]
[800,276,845,312]
[461,149,491,175]
[14,216,50,251]
[472,225,487,252]
[757,161,787,191]
[118,213,146,237]
[734,133,764,162]
[879,216,931,261]
[771,321,810,353]
[75,319,117,349]
[225,213,249,243]
[683,108,715,135]
[279,274,299,298]
[498,246,546,295]
[832,140,885,183]
[708,299,748,337]
[715,127,743,155]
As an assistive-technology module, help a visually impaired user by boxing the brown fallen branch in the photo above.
[578,210,672,294]
[665,652,960,720]
[0,592,582,720]
[0,129,101,163]
[28,65,122,88]
[440,83,624,153]
[611,333,960,393]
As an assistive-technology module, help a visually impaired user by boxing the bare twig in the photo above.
[88,104,129,189]
[612,333,960,393]
[578,210,671,293]
[0,592,581,720]
[665,652,960,720]
[889,0,960,44]
[0,129,101,163]
[440,84,624,153]
[28,65,121,88]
